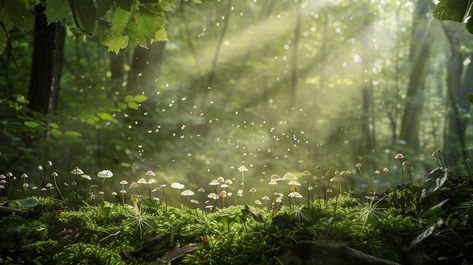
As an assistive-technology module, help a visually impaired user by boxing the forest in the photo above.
[1,0,473,264]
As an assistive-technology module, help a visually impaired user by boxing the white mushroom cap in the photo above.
[21,173,28,179]
[207,193,218,200]
[46,183,53,188]
[81,174,92,180]
[254,200,262,205]
[97,170,113,178]
[99,191,104,195]
[288,191,303,198]
[171,182,185,189]
[120,180,128,185]
[120,189,127,194]
[282,173,297,181]
[249,187,256,193]
[395,153,405,160]
[111,192,117,196]
[70,168,84,175]
[148,178,157,184]
[51,172,58,177]
[288,180,301,186]
[268,180,277,185]
[181,190,195,196]
[137,178,147,184]
[262,196,270,201]
[238,165,249,172]
[0,174,6,179]
[208,180,220,186]
[197,188,206,192]
[129,182,139,189]
[145,170,156,177]
[190,199,199,204]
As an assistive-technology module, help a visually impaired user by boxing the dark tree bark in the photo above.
[199,0,232,114]
[442,25,472,167]
[28,5,59,114]
[109,49,127,96]
[399,0,432,152]
[127,41,166,106]
[50,23,65,111]
[289,0,302,110]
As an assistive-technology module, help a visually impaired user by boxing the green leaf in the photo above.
[115,0,133,11]
[16,96,27,103]
[134,95,148,103]
[21,197,39,208]
[97,22,129,53]
[98,112,114,121]
[127,10,160,44]
[24,121,40,129]
[70,0,96,33]
[421,168,448,199]
[469,94,473,104]
[4,0,27,28]
[155,27,167,41]
[434,1,468,22]
[111,7,130,33]
[423,199,448,221]
[127,101,139,110]
[96,0,113,18]
[50,122,59,129]
[46,0,70,24]
[124,95,134,102]
[64,130,82,138]
[410,218,443,247]
[50,128,63,137]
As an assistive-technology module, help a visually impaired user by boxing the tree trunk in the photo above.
[50,23,65,111]
[399,0,432,152]
[127,41,166,108]
[199,0,232,114]
[28,5,58,114]
[289,0,302,110]
[442,26,471,167]
[109,49,127,96]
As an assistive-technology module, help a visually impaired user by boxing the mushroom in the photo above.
[181,189,195,208]
[70,167,84,184]
[237,165,248,185]
[81,174,92,181]
[171,182,185,208]
[97,170,113,191]
[120,189,127,204]
[137,178,147,197]
[99,191,105,202]
[145,171,157,198]
[219,190,227,208]
[261,195,270,209]
[288,191,303,207]
[355,162,362,173]
[330,174,345,196]
[282,173,296,181]
[249,187,256,204]
[254,200,262,206]
[51,172,64,200]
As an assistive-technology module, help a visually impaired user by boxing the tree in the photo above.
[28,4,65,114]
[399,0,432,152]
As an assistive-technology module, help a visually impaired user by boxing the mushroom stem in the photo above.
[52,175,64,200]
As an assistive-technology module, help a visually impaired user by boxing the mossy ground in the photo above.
[1,175,472,265]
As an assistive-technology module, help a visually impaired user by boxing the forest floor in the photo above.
[0,169,472,265]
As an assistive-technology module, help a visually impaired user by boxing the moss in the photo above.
[52,243,126,265]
